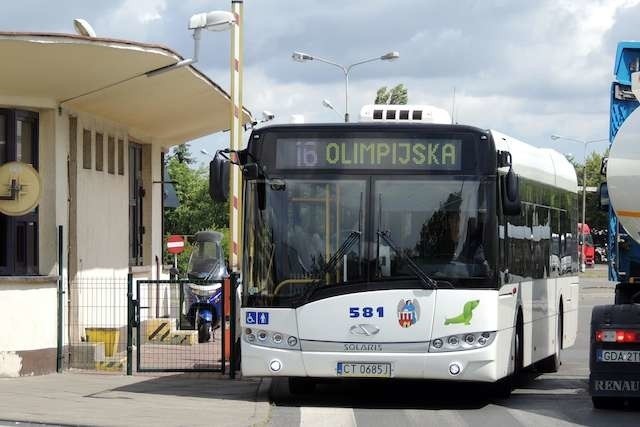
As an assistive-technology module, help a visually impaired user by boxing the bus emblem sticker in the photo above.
[445,300,480,325]
[397,299,420,328]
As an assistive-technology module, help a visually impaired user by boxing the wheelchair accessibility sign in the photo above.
[246,311,269,325]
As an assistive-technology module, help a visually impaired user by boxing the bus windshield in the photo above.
[243,177,495,307]
[374,178,493,284]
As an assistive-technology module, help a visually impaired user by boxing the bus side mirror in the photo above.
[209,153,230,202]
[242,163,262,180]
[598,182,609,211]
[501,167,521,216]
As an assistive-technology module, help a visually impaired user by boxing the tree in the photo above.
[568,150,609,237]
[374,84,408,104]
[164,145,229,272]
[170,143,194,165]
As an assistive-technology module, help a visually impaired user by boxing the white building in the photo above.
[0,31,250,376]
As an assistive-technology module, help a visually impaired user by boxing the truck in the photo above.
[589,41,640,408]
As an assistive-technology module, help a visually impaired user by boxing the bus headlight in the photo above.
[242,329,300,350]
[429,331,496,352]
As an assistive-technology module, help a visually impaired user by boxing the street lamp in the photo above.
[551,134,609,271]
[180,6,244,272]
[292,50,399,122]
[200,148,214,159]
[145,11,235,78]
[322,99,342,120]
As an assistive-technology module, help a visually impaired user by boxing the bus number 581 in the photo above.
[349,307,384,318]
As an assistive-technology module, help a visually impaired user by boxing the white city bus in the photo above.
[212,118,579,396]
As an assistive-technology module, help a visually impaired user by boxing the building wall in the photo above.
[0,101,61,376]
[0,279,58,376]
[74,113,130,277]
[0,98,174,376]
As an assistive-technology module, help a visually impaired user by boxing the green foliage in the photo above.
[170,143,194,165]
[374,84,408,104]
[164,145,229,274]
[375,86,390,104]
[567,150,609,233]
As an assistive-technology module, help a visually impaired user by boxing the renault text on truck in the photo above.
[210,108,579,396]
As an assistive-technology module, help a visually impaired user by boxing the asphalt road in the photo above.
[267,269,640,426]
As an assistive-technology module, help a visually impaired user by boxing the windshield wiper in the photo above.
[302,230,361,298]
[376,230,439,290]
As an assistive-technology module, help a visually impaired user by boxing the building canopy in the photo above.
[0,32,251,144]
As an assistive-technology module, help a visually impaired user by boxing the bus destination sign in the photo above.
[276,138,462,170]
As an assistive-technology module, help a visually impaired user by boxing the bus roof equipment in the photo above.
[360,104,452,124]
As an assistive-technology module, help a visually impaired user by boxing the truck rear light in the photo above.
[595,329,640,343]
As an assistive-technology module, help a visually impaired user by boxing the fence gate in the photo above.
[133,278,228,373]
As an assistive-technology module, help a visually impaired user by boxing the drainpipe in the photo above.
[57,225,64,372]
[155,255,160,317]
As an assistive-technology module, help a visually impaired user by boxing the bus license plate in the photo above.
[336,362,392,378]
[597,350,640,363]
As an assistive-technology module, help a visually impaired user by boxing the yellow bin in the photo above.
[85,327,120,357]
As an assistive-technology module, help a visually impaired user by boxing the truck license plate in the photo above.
[597,350,640,362]
[336,362,392,378]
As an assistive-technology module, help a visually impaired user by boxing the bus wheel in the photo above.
[288,377,316,395]
[537,305,562,373]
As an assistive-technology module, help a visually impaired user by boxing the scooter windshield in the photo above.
[188,240,223,279]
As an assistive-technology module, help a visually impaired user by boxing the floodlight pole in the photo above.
[293,51,399,123]
[313,57,388,123]
[551,134,608,272]
[229,0,244,272]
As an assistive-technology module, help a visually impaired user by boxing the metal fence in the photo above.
[67,275,236,374]
[68,277,129,373]
[134,278,227,373]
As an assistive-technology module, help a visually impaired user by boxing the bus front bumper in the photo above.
[241,329,511,382]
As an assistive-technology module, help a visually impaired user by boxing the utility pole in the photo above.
[229,0,244,272]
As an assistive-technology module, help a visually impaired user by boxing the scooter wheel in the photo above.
[198,321,212,343]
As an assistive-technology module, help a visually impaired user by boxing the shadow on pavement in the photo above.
[111,373,263,401]
[270,376,504,410]
[270,372,640,426]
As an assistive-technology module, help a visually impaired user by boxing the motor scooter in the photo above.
[184,231,228,343]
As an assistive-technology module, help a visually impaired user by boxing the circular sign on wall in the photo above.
[0,161,42,216]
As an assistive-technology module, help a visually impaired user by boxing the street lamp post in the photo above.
[184,6,244,272]
[292,51,399,123]
[322,99,342,120]
[551,134,609,271]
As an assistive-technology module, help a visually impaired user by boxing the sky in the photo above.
[2,0,640,165]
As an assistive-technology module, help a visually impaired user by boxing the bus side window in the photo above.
[559,209,569,276]
[550,209,560,278]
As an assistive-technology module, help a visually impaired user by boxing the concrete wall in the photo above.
[0,278,58,376]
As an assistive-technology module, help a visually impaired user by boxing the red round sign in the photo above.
[166,235,185,254]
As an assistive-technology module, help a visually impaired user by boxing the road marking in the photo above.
[506,406,577,426]
[300,407,356,427]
